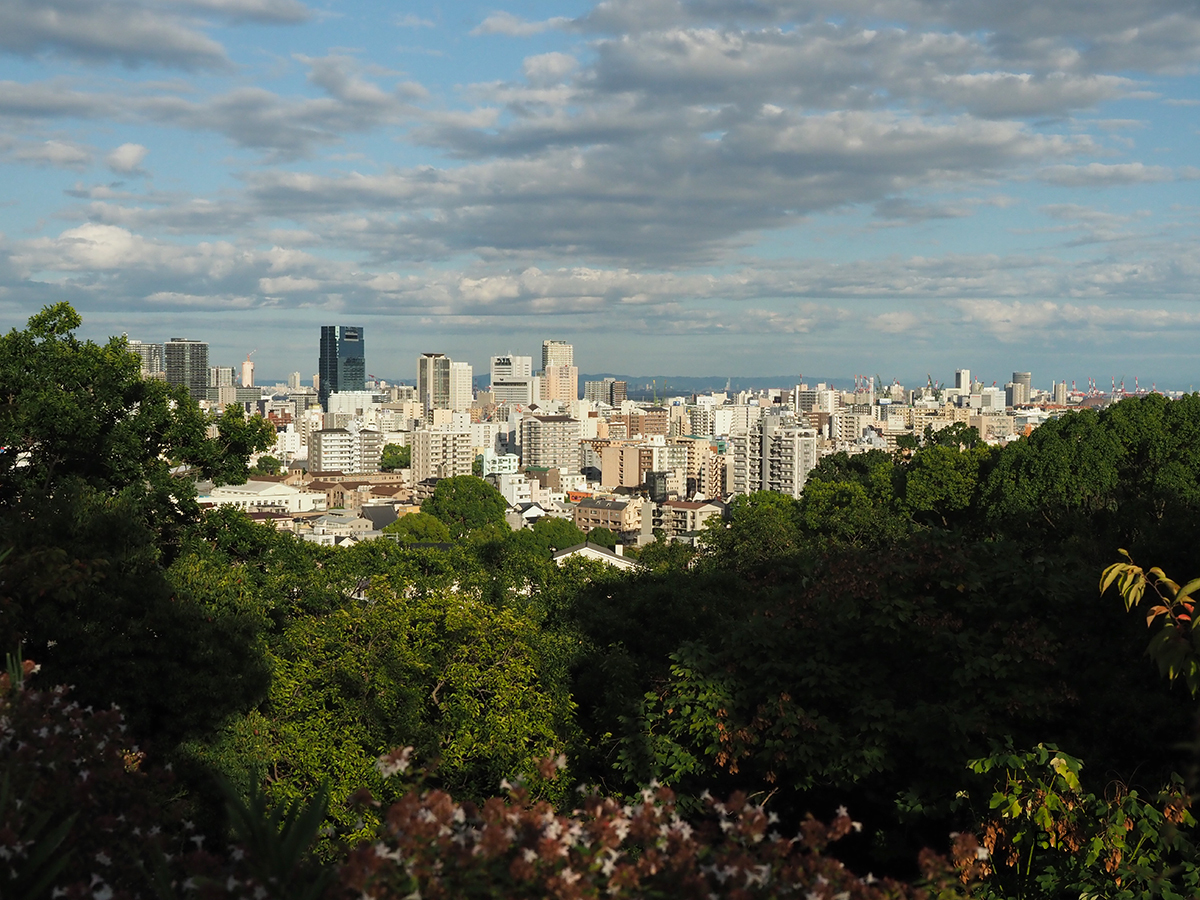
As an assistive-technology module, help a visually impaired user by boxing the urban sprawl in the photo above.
[126,327,1174,552]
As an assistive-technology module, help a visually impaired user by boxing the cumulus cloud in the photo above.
[105,143,148,174]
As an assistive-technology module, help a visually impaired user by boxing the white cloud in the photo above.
[471,12,571,37]
[105,143,148,174]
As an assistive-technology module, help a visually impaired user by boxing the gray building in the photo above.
[164,338,209,401]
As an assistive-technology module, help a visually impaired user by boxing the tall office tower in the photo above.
[955,369,971,392]
[209,366,235,387]
[164,338,209,401]
[288,372,302,391]
[418,352,451,414]
[318,325,366,411]
[241,357,255,387]
[542,364,579,404]
[449,361,473,411]
[491,355,536,404]
[127,339,163,378]
[542,339,573,370]
[1012,371,1032,405]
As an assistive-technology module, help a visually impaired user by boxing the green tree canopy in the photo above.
[584,526,618,549]
[530,516,585,552]
[0,304,275,746]
[382,511,451,544]
[381,443,410,471]
[251,455,282,476]
[421,476,508,539]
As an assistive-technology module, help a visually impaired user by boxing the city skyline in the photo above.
[2,1,1200,384]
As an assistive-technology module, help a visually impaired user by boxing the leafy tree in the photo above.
[898,444,993,528]
[0,304,274,745]
[382,511,451,544]
[421,476,508,539]
[251,454,282,476]
[381,443,410,471]
[584,526,618,549]
[530,516,585,552]
[472,455,484,476]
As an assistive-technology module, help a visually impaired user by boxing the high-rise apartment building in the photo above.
[584,378,626,406]
[1053,381,1068,405]
[209,366,236,387]
[731,412,817,498]
[164,338,209,401]
[520,415,581,471]
[241,358,255,388]
[418,353,451,414]
[412,428,474,482]
[449,361,473,412]
[127,339,163,379]
[541,364,578,404]
[541,339,573,370]
[318,326,366,411]
[309,426,383,474]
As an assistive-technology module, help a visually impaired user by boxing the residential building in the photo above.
[127,339,163,378]
[520,415,581,470]
[411,428,473,482]
[164,338,209,400]
[572,496,643,539]
[584,378,626,406]
[310,426,384,474]
[199,479,326,514]
[551,542,640,572]
[541,339,573,370]
[318,325,366,411]
[449,360,474,412]
[541,364,579,404]
[731,412,817,498]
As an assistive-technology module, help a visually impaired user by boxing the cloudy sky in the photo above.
[2,0,1199,389]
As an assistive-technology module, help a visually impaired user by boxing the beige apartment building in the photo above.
[573,497,642,538]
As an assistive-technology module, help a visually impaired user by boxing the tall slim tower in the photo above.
[418,353,451,414]
[318,325,366,410]
[164,338,209,401]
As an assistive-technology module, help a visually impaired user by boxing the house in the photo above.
[551,542,641,572]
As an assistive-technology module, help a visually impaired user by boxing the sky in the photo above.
[2,0,1200,390]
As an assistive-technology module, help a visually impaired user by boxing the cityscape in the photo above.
[121,324,1167,548]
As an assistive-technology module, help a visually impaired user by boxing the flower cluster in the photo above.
[343,750,966,900]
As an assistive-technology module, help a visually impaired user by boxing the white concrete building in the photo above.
[201,480,326,514]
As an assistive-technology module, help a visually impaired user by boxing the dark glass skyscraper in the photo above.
[318,325,366,410]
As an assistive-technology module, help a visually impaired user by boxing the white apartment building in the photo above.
[731,413,817,498]
[412,428,474,482]
[449,361,473,412]
[520,415,581,470]
[309,426,384,474]
[482,448,520,475]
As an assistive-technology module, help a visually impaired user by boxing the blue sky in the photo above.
[2,0,1200,390]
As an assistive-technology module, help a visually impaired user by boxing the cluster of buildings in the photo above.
[125,326,1124,551]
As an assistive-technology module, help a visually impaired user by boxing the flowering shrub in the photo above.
[342,750,971,900]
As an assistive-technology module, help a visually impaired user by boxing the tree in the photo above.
[530,516,585,552]
[472,455,483,476]
[251,455,282,476]
[381,443,410,471]
[584,526,617,549]
[421,476,508,539]
[382,511,451,544]
[0,304,274,746]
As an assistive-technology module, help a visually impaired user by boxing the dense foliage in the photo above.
[4,303,1200,898]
